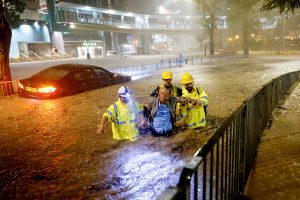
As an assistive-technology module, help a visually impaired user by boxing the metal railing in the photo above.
[159,71,300,200]
[108,54,230,76]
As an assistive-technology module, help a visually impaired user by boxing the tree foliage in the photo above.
[195,0,222,55]
[261,0,300,13]
[227,0,261,56]
[2,0,26,28]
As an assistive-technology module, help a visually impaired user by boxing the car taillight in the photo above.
[18,82,24,89]
[38,86,56,93]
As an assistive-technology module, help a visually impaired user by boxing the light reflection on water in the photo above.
[105,145,185,200]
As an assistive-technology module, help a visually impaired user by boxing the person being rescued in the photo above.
[97,85,144,141]
[180,73,208,129]
[144,86,197,137]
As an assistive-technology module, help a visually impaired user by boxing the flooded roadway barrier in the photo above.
[159,71,300,200]
[108,54,232,79]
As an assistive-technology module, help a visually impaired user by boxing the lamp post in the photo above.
[235,35,239,53]
[203,7,207,57]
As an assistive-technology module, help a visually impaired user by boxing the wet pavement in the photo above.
[244,81,300,200]
[1,55,300,199]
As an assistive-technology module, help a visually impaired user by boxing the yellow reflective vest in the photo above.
[103,99,144,141]
[181,86,208,129]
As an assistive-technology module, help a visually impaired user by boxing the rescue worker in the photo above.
[97,85,144,141]
[180,73,208,129]
[150,70,182,97]
[145,86,196,136]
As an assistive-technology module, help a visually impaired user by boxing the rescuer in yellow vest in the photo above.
[97,85,144,141]
[150,70,182,97]
[180,73,208,129]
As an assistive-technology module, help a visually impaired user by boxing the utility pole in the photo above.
[203,6,207,57]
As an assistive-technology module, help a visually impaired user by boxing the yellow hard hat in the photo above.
[181,73,193,84]
[161,71,173,79]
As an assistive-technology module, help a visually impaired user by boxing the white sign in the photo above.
[83,41,97,47]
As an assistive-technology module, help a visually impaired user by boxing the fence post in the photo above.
[240,105,247,196]
[169,59,171,68]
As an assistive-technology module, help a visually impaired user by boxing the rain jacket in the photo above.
[103,99,144,141]
[181,86,208,129]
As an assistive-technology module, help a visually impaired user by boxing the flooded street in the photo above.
[1,55,299,199]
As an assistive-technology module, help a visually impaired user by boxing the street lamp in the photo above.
[235,35,239,53]
[159,6,166,14]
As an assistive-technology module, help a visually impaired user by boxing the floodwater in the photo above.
[0,55,299,199]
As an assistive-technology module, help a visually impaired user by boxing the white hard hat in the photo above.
[117,85,132,97]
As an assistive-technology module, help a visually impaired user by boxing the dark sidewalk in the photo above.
[245,82,300,200]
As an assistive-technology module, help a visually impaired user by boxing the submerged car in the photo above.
[18,64,131,99]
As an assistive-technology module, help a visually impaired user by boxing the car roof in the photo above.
[49,64,107,71]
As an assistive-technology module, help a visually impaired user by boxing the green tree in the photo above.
[195,0,222,55]
[261,0,300,13]
[227,0,260,57]
[0,0,26,93]
[286,12,300,49]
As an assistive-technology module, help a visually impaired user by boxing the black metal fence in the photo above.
[159,71,300,200]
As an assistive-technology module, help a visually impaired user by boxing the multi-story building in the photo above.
[10,0,205,59]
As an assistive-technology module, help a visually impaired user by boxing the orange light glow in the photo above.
[18,82,24,89]
[38,86,56,93]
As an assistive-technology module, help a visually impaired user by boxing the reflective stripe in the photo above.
[182,114,188,117]
[188,123,196,127]
[199,118,205,124]
[173,86,177,97]
[188,118,205,128]
[115,121,126,125]
[112,103,119,124]
[188,107,195,111]
[106,111,113,117]
[202,96,208,100]
[113,103,118,118]
[130,119,137,123]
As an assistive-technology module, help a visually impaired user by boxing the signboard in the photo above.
[83,41,97,47]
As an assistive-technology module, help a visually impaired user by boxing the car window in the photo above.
[74,71,94,80]
[33,68,70,80]
[74,72,85,80]
[94,69,111,79]
[84,71,94,79]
